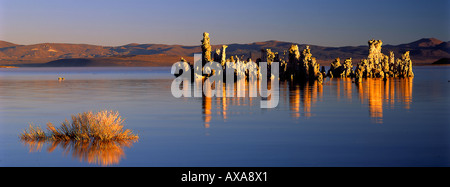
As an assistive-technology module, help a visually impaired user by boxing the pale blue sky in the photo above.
[0,0,448,46]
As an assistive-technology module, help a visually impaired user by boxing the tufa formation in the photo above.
[354,39,414,83]
[201,32,212,66]
[193,33,414,84]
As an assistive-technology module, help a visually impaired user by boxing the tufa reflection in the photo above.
[288,80,322,119]
[200,77,413,126]
[355,77,413,123]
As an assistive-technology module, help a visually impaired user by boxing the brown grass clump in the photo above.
[20,110,139,141]
[20,124,47,141]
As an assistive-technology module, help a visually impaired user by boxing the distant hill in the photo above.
[0,41,19,48]
[0,38,448,67]
[399,38,443,47]
[432,58,450,65]
[41,54,194,67]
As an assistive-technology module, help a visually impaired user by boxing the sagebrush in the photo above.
[20,110,138,141]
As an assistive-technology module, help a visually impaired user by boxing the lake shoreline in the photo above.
[0,66,18,68]
[1,62,447,68]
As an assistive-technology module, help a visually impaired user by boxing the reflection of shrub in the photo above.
[20,111,139,141]
[21,139,135,166]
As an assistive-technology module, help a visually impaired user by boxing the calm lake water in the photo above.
[0,66,448,166]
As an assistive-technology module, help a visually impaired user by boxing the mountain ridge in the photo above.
[0,38,448,67]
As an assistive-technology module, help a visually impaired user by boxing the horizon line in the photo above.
[0,37,446,48]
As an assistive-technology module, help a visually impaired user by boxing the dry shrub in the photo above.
[20,110,138,141]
